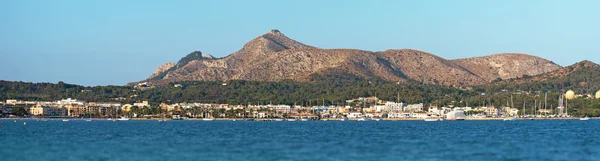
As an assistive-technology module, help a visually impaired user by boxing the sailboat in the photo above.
[86,113,93,122]
[158,109,167,122]
[202,112,215,121]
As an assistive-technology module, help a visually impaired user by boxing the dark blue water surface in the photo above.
[1,119,599,161]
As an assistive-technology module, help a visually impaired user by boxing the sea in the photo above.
[1,119,599,161]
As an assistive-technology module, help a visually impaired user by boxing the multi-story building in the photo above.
[29,105,67,117]
[64,104,87,117]
[404,103,424,112]
[0,105,13,114]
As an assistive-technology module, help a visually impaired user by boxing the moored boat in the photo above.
[117,117,130,121]
[357,116,371,121]
[424,118,438,122]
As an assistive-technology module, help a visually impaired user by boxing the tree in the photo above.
[13,106,28,116]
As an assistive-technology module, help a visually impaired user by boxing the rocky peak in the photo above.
[148,62,175,79]
[202,54,216,59]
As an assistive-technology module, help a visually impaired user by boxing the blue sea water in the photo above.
[1,119,599,161]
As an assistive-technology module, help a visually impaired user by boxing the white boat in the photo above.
[300,118,309,121]
[580,116,590,121]
[117,117,130,121]
[62,119,69,122]
[357,117,371,121]
[202,118,215,121]
[375,118,383,121]
[503,117,516,121]
[287,119,297,121]
[424,118,438,122]
[340,117,348,121]
[274,119,284,121]
[85,119,93,122]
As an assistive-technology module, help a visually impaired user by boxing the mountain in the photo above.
[138,30,561,86]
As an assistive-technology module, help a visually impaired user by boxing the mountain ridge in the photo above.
[138,30,561,87]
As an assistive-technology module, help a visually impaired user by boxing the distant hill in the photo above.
[137,30,561,86]
[489,60,600,94]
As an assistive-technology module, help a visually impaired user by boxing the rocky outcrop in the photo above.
[148,62,175,79]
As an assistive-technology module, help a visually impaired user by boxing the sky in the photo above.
[1,0,599,86]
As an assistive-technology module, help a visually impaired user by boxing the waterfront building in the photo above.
[347,112,363,118]
[365,112,382,118]
[412,112,428,119]
[58,98,85,105]
[404,103,424,112]
[387,112,404,118]
[446,111,466,120]
[29,105,67,117]
[481,107,499,117]
[64,104,86,117]
[0,105,13,114]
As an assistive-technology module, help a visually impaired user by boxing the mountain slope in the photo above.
[140,30,561,86]
[484,60,600,95]
[452,53,560,82]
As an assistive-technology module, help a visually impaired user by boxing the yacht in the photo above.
[274,119,284,121]
[340,117,348,121]
[202,118,215,121]
[287,118,297,121]
[424,118,438,122]
[117,117,131,121]
[503,117,516,121]
[62,119,70,122]
[357,116,371,121]
[580,116,590,121]
[300,118,309,121]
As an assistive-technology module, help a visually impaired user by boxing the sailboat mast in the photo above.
[544,92,548,117]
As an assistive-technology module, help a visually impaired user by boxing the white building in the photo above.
[404,103,424,112]
[347,112,363,118]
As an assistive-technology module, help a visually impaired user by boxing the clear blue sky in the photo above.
[1,0,599,86]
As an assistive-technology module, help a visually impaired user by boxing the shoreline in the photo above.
[1,117,585,121]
